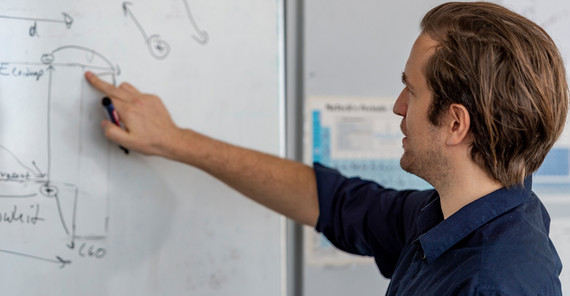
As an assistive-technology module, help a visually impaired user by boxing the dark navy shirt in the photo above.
[314,163,562,295]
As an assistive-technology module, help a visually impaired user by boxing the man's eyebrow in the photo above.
[401,72,417,93]
[401,72,407,86]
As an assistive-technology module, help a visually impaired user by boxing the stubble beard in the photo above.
[400,144,446,188]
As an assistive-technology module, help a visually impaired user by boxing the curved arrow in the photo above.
[41,45,119,84]
[182,0,209,44]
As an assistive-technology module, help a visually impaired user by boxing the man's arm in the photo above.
[85,72,319,226]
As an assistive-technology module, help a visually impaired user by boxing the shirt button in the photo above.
[421,252,427,261]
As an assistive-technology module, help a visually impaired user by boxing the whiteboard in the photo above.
[0,0,284,295]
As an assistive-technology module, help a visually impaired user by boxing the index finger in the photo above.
[85,71,130,100]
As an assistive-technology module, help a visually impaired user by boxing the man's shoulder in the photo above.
[478,197,560,264]
[451,194,562,295]
[444,242,561,295]
[475,254,562,295]
[474,209,562,294]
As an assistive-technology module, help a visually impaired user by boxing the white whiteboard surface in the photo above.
[0,0,284,295]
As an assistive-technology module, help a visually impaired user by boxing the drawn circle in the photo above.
[40,183,59,197]
[41,53,55,64]
[95,248,107,258]
[147,35,171,60]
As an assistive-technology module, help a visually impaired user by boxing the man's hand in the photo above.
[85,71,180,157]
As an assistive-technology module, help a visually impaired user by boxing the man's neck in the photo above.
[435,162,503,219]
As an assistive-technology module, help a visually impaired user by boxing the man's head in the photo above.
[418,2,568,187]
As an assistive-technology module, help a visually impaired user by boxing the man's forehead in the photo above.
[403,34,438,85]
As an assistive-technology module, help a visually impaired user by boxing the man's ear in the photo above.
[446,103,470,146]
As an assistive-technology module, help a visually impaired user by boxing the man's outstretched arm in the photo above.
[85,71,320,226]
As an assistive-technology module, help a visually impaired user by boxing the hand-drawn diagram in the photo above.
[0,46,119,268]
[182,0,209,44]
[0,12,73,37]
[0,0,208,270]
[122,0,208,60]
[122,1,171,60]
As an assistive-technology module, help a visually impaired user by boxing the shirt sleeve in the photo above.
[313,163,435,277]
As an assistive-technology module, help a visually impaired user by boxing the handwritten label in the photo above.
[0,171,46,183]
[0,204,44,224]
[67,241,106,259]
[0,63,44,81]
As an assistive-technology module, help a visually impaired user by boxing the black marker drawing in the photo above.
[0,145,45,188]
[182,0,209,44]
[122,1,171,60]
[0,46,118,267]
[0,249,71,268]
[0,12,73,37]
[42,45,119,84]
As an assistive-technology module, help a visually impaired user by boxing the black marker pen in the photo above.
[102,97,129,154]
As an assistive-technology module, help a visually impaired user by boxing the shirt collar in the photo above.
[417,176,533,263]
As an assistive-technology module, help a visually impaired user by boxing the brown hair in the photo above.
[421,2,569,187]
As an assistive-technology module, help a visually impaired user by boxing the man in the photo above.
[85,2,567,295]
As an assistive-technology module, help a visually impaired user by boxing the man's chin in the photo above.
[399,156,412,174]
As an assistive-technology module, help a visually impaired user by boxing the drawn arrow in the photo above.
[182,0,209,44]
[122,2,149,41]
[62,12,73,29]
[55,256,72,268]
[0,12,73,28]
[0,249,71,268]
[0,145,46,181]
[122,2,171,59]
[41,46,119,84]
